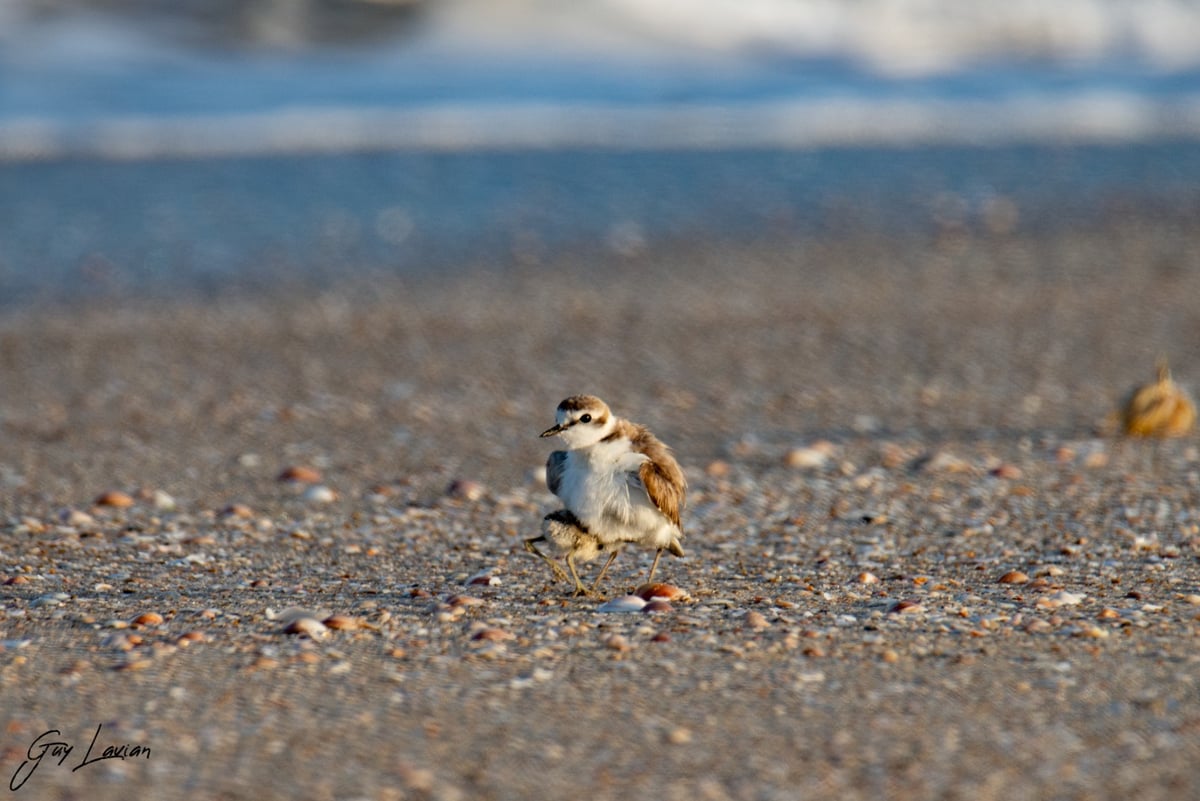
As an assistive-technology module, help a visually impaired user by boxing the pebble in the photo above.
[277,466,322,483]
[598,596,647,613]
[94,490,135,508]
[704,460,731,478]
[604,634,632,652]
[1072,625,1109,639]
[665,727,693,745]
[220,504,255,519]
[302,485,337,504]
[60,509,96,527]
[446,479,485,501]
[785,443,833,469]
[101,632,142,651]
[744,610,770,629]
[114,658,154,672]
[151,489,177,511]
[989,464,1023,479]
[1038,591,1085,608]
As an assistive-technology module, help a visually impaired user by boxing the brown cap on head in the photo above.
[557,395,606,413]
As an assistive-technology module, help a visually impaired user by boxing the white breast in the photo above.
[558,440,678,548]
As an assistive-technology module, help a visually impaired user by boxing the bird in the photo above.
[524,509,607,596]
[529,394,686,596]
[1122,356,1196,438]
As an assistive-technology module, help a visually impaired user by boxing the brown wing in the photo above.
[545,450,568,498]
[632,425,686,532]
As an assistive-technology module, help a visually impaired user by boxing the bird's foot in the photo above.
[525,537,569,582]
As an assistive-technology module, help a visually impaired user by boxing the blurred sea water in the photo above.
[2,0,1199,304]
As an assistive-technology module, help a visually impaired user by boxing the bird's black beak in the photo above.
[540,423,566,438]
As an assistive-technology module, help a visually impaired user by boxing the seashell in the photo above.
[597,595,647,613]
[471,628,514,642]
[445,595,485,608]
[94,491,135,508]
[635,583,688,602]
[888,600,923,615]
[130,612,164,628]
[465,571,500,587]
[283,617,327,637]
[322,615,360,631]
[998,570,1030,584]
[277,466,322,484]
[641,600,674,614]
[1122,357,1196,437]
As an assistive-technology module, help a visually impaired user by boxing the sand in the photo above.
[2,216,1200,800]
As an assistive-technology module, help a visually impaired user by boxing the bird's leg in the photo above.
[590,550,620,592]
[524,536,568,582]
[646,548,665,583]
[566,551,595,597]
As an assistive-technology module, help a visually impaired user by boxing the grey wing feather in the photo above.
[545,451,568,498]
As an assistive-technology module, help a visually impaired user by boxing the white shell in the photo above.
[597,595,647,613]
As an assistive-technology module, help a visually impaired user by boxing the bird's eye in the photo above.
[580,414,592,423]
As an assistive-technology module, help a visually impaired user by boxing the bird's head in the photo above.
[540,395,613,449]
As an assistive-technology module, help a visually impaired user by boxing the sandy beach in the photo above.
[2,215,1200,800]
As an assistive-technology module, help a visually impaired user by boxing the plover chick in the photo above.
[524,509,608,596]
[535,394,686,595]
[1122,356,1196,437]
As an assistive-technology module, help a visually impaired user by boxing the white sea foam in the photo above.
[1,1,1199,159]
